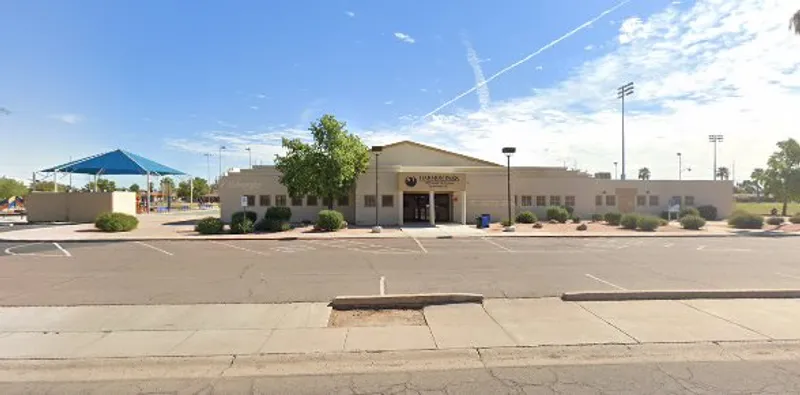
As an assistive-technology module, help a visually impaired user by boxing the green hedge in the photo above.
[604,212,622,226]
[516,211,537,224]
[230,218,255,234]
[546,206,569,223]
[680,215,706,230]
[591,213,604,222]
[231,211,257,224]
[637,215,661,231]
[727,212,764,229]
[620,214,640,230]
[766,216,784,226]
[195,217,224,234]
[317,210,345,231]
[679,207,700,218]
[697,205,718,221]
[790,215,800,224]
[265,206,292,221]
[95,212,139,232]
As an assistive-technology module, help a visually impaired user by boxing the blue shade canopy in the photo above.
[40,150,185,175]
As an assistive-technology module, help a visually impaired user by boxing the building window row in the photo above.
[519,195,576,208]
[363,195,395,208]
[254,194,350,207]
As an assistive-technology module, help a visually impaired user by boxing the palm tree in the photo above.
[716,167,730,180]
[638,167,651,180]
[792,9,800,35]
[750,168,766,201]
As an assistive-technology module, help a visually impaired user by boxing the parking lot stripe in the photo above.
[134,241,173,256]
[585,273,626,290]
[380,276,386,295]
[776,272,800,281]
[411,237,428,254]
[482,238,513,253]
[52,243,72,257]
[211,241,270,256]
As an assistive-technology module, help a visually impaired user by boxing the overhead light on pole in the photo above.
[617,82,634,180]
[371,146,383,233]
[502,147,516,231]
[218,146,226,183]
[708,135,724,180]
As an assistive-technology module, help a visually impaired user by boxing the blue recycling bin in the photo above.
[481,214,491,228]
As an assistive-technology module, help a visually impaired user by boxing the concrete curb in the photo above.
[330,293,484,310]
[562,289,800,302]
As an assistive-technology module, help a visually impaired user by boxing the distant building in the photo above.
[219,141,733,224]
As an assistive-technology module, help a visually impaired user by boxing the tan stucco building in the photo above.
[219,141,734,225]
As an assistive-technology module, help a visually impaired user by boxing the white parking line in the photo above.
[411,237,428,254]
[4,242,65,257]
[482,238,513,252]
[585,273,626,290]
[776,272,800,281]
[134,241,173,256]
[53,243,72,257]
[211,241,270,256]
[380,276,386,295]
[696,245,706,251]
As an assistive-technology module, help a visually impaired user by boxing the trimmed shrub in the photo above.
[265,206,292,222]
[95,212,139,232]
[727,212,764,229]
[255,218,290,232]
[501,219,515,227]
[604,212,622,226]
[697,205,718,221]
[591,213,604,222]
[563,206,575,217]
[658,218,669,226]
[231,211,257,224]
[317,210,345,231]
[230,218,255,234]
[533,222,543,229]
[766,216,784,226]
[679,207,700,218]
[680,215,706,230]
[195,217,224,234]
[790,215,800,224]
[516,211,537,224]
[620,213,640,230]
[576,223,588,231]
[572,216,581,224]
[637,215,661,231]
[546,206,569,223]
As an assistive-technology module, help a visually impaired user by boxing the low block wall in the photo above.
[26,192,136,223]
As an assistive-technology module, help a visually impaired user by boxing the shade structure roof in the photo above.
[40,149,185,176]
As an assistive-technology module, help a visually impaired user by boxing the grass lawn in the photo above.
[734,202,800,216]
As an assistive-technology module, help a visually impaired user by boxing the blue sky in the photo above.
[1,0,799,187]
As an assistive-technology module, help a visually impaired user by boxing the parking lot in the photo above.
[2,237,799,306]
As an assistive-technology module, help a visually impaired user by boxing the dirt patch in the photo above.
[328,308,426,327]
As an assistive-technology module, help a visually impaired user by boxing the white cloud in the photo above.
[216,120,238,129]
[420,88,428,93]
[584,44,595,51]
[50,113,83,124]
[255,93,267,99]
[463,37,492,110]
[250,106,259,110]
[535,65,544,71]
[393,32,416,44]
[345,11,355,17]
[384,100,394,105]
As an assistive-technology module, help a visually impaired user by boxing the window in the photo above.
[606,195,616,206]
[337,196,350,206]
[685,196,695,206]
[364,195,376,207]
[245,195,255,206]
[671,196,682,206]
[291,196,303,206]
[259,195,270,207]
[275,195,287,207]
[306,196,318,206]
[322,197,332,207]
[637,195,646,207]
[536,196,547,207]
[649,195,659,206]
[549,195,561,206]
[382,195,394,207]
[521,195,533,207]
[565,196,576,208]
[595,195,603,206]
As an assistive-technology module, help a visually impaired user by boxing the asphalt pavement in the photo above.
[1,237,799,306]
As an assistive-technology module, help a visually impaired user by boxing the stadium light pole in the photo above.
[245,147,252,169]
[218,146,226,183]
[708,135,724,180]
[617,82,634,180]
[613,161,618,180]
[502,147,516,227]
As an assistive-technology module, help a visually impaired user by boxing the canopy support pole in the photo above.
[146,173,151,214]
[54,170,58,192]
[189,175,194,207]
[94,173,98,192]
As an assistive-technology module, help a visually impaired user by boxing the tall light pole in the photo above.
[218,145,226,182]
[502,147,516,227]
[371,146,383,231]
[708,135,723,180]
[677,153,682,180]
[245,147,252,169]
[203,153,212,183]
[617,82,634,180]
[613,161,618,180]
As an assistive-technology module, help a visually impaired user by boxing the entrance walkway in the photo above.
[400,224,485,238]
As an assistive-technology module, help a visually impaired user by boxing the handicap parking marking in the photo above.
[482,237,514,252]
[308,239,420,254]
[2,242,71,258]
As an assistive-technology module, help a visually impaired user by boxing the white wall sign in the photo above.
[240,196,248,207]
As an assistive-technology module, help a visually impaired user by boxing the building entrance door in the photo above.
[403,193,429,222]
[433,193,451,222]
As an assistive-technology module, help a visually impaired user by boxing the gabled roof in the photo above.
[381,140,502,167]
[41,149,185,175]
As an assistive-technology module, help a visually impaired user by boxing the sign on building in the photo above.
[240,196,248,207]
[398,173,467,192]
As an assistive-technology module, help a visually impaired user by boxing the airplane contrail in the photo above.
[419,0,633,121]
[463,36,491,111]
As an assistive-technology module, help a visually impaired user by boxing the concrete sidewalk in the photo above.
[3,298,800,360]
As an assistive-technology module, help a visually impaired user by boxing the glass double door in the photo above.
[403,193,451,223]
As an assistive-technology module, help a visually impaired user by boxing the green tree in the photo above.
[128,183,140,193]
[764,138,800,216]
[30,181,72,192]
[275,114,370,209]
[176,177,210,201]
[750,168,766,201]
[83,179,116,192]
[792,9,800,35]
[637,167,651,180]
[716,167,730,181]
[0,177,28,200]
